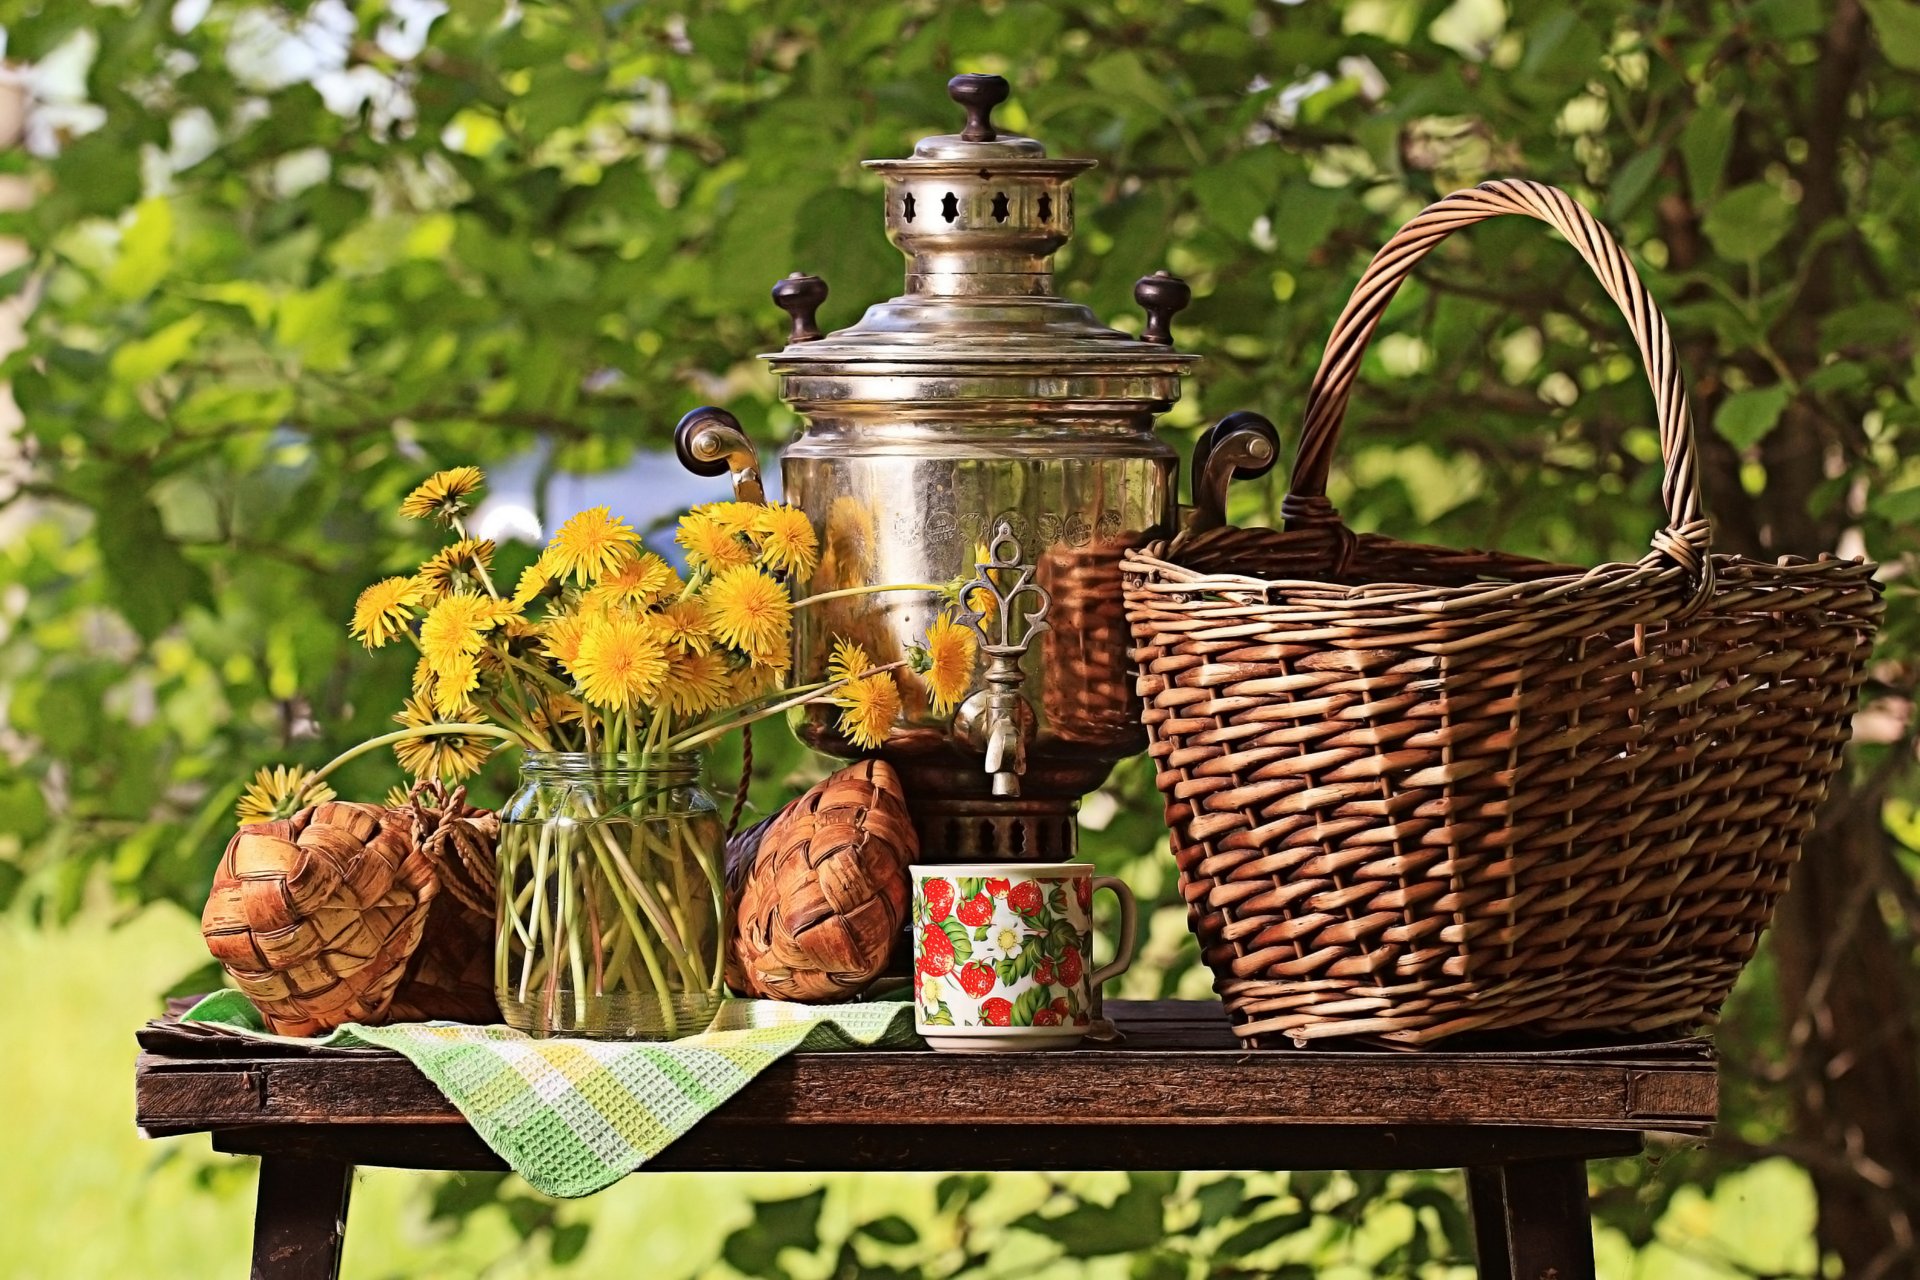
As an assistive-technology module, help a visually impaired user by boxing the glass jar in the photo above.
[495,752,726,1040]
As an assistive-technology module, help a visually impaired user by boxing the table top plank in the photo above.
[137,1000,1717,1139]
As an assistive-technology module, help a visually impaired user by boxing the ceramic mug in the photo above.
[910,862,1137,1051]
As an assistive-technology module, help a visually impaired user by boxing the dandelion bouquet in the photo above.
[242,467,977,1037]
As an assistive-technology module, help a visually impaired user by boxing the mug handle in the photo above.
[1088,876,1138,989]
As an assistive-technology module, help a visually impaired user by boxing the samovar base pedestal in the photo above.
[906,792,1080,863]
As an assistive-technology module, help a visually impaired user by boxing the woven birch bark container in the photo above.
[726,759,917,1001]
[1123,179,1885,1049]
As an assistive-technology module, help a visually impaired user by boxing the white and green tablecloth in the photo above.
[183,990,918,1197]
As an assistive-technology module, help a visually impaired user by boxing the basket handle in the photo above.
[1284,178,1712,584]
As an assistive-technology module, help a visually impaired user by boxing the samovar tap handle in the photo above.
[674,406,766,505]
[955,521,1051,798]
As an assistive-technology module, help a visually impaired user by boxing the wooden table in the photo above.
[136,999,1717,1279]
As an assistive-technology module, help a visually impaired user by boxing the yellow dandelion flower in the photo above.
[827,636,872,684]
[417,538,496,598]
[497,615,542,658]
[419,593,502,675]
[835,673,901,750]
[755,503,820,578]
[431,651,481,718]
[915,612,978,717]
[586,549,679,609]
[700,501,765,536]
[412,653,437,700]
[393,695,494,782]
[705,565,792,664]
[663,649,733,717]
[731,663,783,701]
[399,466,485,522]
[528,692,586,736]
[350,576,425,650]
[539,609,594,668]
[676,508,753,572]
[567,611,670,709]
[649,597,713,653]
[511,549,569,610]
[384,783,414,809]
[547,506,639,584]
[235,764,334,825]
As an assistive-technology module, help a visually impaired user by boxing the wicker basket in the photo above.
[1123,179,1884,1048]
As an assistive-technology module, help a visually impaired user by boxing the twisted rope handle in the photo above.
[1285,179,1713,586]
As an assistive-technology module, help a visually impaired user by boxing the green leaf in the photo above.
[94,493,212,641]
[855,1215,919,1246]
[1714,384,1791,449]
[428,1172,511,1223]
[1869,485,1920,524]
[1679,102,1736,202]
[549,1222,590,1265]
[1701,183,1796,262]
[1607,146,1665,220]
[106,197,174,300]
[722,1190,824,1279]
[939,918,972,963]
[1011,985,1049,1026]
[1866,0,1920,71]
[1215,1210,1313,1259]
[1130,1250,1188,1280]
[1013,1173,1174,1257]
[109,315,205,384]
[1756,0,1829,36]
[1192,151,1279,242]
[1194,1175,1247,1229]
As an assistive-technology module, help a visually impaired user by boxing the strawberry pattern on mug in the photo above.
[911,871,1096,1030]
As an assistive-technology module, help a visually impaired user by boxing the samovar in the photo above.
[676,74,1275,862]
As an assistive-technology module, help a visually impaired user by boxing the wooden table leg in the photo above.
[250,1155,353,1280]
[1466,1158,1595,1280]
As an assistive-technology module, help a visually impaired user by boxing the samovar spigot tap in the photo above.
[956,521,1051,798]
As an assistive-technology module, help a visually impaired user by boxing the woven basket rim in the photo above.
[1123,539,1880,617]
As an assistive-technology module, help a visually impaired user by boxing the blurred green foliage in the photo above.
[3,0,1917,1275]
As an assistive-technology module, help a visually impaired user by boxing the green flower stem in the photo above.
[299,722,521,804]
[581,832,678,1035]
[792,581,949,609]
[668,680,832,741]
[667,664,905,751]
[517,818,554,1001]
[560,827,589,1024]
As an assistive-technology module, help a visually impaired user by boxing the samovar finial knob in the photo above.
[1135,271,1192,346]
[948,73,1010,142]
[772,273,828,344]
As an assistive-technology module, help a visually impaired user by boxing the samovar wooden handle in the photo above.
[674,406,766,505]
[1182,410,1280,539]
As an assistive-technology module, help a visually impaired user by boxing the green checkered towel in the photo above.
[182,990,919,1197]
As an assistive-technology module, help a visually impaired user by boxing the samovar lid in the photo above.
[763,74,1198,384]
